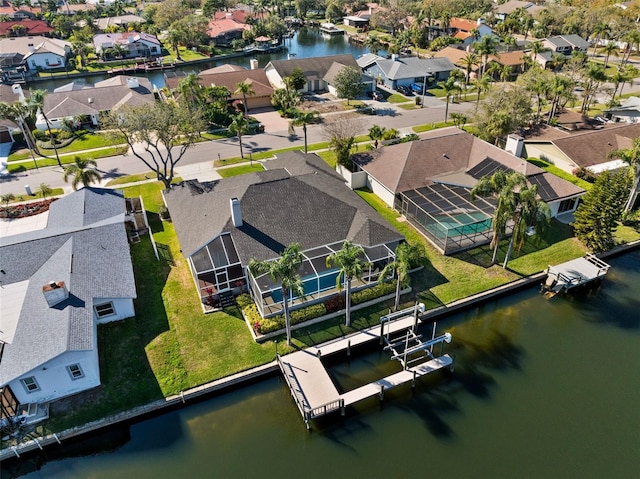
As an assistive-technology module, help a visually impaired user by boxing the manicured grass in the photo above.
[166,47,210,63]
[398,103,418,110]
[614,224,640,244]
[527,157,593,191]
[4,189,64,203]
[412,121,455,133]
[8,132,125,162]
[105,172,159,186]
[218,163,265,177]
[6,146,129,173]
[387,94,412,103]
[317,150,337,168]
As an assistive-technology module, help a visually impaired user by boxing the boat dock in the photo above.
[542,254,611,297]
[278,304,454,428]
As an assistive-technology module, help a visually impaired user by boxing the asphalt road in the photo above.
[0,98,474,195]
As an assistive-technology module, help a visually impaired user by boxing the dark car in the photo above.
[397,86,412,96]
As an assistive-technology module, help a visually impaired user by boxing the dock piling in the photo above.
[347,340,351,357]
[53,433,61,444]
[379,384,384,401]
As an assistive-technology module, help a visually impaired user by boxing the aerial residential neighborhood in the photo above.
[1,0,639,475]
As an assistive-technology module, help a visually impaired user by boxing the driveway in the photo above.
[248,107,291,133]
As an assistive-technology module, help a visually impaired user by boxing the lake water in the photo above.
[34,28,381,92]
[5,250,639,479]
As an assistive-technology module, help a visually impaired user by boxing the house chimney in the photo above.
[477,18,485,26]
[230,197,243,227]
[42,281,69,307]
[505,134,524,158]
[127,77,139,89]
[249,58,258,70]
[88,97,93,104]
[392,53,398,61]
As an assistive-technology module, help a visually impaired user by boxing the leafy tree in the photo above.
[288,68,307,91]
[471,171,527,264]
[333,66,364,105]
[608,137,640,212]
[476,85,532,145]
[105,102,205,189]
[572,169,632,253]
[450,112,467,128]
[202,0,225,17]
[323,119,361,170]
[36,183,53,199]
[165,28,183,60]
[518,68,552,124]
[249,243,305,345]
[271,88,301,117]
[326,241,370,327]
[235,81,255,116]
[288,110,318,154]
[228,113,249,159]
[379,242,416,311]
[63,156,102,190]
[368,124,385,148]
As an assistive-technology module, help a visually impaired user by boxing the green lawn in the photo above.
[218,163,265,178]
[388,94,412,103]
[412,121,455,133]
[8,132,125,162]
[105,172,159,186]
[4,188,64,203]
[527,158,593,191]
[7,146,129,173]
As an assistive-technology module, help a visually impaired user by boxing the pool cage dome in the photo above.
[248,241,396,318]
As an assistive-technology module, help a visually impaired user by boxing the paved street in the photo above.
[0,97,474,195]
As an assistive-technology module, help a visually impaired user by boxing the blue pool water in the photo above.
[270,271,339,303]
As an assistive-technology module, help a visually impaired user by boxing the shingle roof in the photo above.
[353,127,584,201]
[0,188,136,385]
[0,36,70,57]
[374,56,455,80]
[164,68,274,99]
[267,54,360,82]
[0,20,53,36]
[164,152,402,261]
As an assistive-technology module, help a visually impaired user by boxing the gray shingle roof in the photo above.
[375,56,455,80]
[164,152,402,261]
[0,187,136,385]
[267,54,360,82]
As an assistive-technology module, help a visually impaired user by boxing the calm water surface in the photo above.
[7,251,640,479]
[35,28,380,91]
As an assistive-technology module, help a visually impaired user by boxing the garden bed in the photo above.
[0,198,56,219]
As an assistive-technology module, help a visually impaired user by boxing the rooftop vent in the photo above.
[230,197,242,227]
[42,281,69,307]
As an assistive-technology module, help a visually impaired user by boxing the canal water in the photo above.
[6,251,640,479]
[34,28,381,92]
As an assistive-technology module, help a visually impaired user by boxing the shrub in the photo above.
[158,206,171,221]
[351,282,395,305]
[574,167,598,183]
[290,303,326,324]
[324,293,345,313]
[32,129,46,141]
[236,293,254,309]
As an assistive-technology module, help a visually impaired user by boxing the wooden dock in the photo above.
[543,254,610,297]
[278,306,454,428]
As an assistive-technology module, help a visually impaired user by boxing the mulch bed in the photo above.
[0,198,57,219]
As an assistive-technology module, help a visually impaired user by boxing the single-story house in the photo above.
[486,51,527,77]
[491,1,544,22]
[93,32,161,59]
[543,34,590,55]
[0,20,53,37]
[351,128,584,254]
[448,18,494,45]
[433,46,477,71]
[265,54,361,92]
[523,123,640,174]
[0,188,137,426]
[0,36,70,71]
[163,151,403,318]
[604,96,640,123]
[322,60,375,96]
[93,15,146,32]
[38,75,154,130]
[207,15,251,45]
[164,66,274,111]
[361,55,456,90]
[0,3,40,21]
[343,15,369,29]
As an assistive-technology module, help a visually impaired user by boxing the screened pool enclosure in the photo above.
[248,241,396,318]
[396,183,500,255]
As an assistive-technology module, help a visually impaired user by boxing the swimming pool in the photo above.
[423,212,492,239]
[269,271,340,303]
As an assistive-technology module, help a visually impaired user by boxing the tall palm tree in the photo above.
[29,89,62,168]
[608,137,640,212]
[288,110,318,153]
[229,113,249,158]
[166,28,182,60]
[472,73,491,112]
[437,77,460,122]
[249,243,305,345]
[0,101,39,169]
[326,240,369,327]
[473,35,499,76]
[235,81,255,116]
[602,42,619,68]
[470,170,528,265]
[379,242,413,311]
[177,73,204,111]
[63,156,102,190]
[580,62,607,114]
[590,22,611,58]
[461,52,480,86]
[621,29,640,66]
[365,34,382,55]
[547,74,573,123]
[501,184,550,269]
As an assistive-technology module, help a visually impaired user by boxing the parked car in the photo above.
[397,86,412,96]
[410,82,425,93]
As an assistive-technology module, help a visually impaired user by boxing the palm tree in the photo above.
[590,22,611,58]
[580,62,607,114]
[438,77,460,122]
[0,101,39,169]
[165,28,182,60]
[450,112,467,128]
[602,42,619,68]
[611,65,639,100]
[472,73,491,112]
[365,34,382,55]
[235,81,255,116]
[36,183,53,199]
[473,35,499,76]
[501,184,550,269]
[177,73,204,112]
[470,170,528,265]
[368,124,385,148]
[379,242,413,311]
[249,243,305,345]
[29,89,62,168]
[326,240,370,327]
[621,29,640,66]
[461,52,480,86]
[547,74,573,123]
[608,137,640,212]
[63,156,102,190]
[111,43,127,67]
[288,110,318,153]
[228,113,249,159]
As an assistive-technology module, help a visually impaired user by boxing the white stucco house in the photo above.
[0,36,71,71]
[604,97,640,124]
[0,188,137,425]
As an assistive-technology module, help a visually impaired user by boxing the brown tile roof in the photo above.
[0,20,53,36]
[489,51,526,66]
[207,17,251,38]
[545,123,640,168]
[165,68,274,99]
[433,46,479,70]
[449,18,478,32]
[353,127,583,201]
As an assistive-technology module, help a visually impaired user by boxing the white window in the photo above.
[21,376,40,393]
[94,302,115,318]
[67,364,84,380]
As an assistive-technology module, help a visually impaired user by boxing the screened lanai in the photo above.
[248,241,396,318]
[189,233,246,301]
[395,183,500,255]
